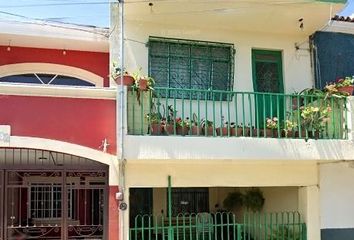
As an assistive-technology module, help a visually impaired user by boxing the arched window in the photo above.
[0,63,104,87]
[0,73,95,86]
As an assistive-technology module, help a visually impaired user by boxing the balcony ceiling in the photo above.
[124,0,346,36]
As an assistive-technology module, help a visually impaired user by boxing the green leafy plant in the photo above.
[223,191,243,211]
[300,105,331,132]
[269,225,302,240]
[243,188,265,212]
[283,119,298,137]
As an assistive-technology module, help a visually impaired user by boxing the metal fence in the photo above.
[127,87,349,140]
[129,212,306,240]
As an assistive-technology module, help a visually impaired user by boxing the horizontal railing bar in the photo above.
[153,87,340,99]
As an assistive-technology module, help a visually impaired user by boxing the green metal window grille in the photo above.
[148,37,235,100]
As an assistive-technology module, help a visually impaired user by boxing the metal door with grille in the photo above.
[0,148,108,240]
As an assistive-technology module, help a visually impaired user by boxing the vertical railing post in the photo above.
[168,175,173,240]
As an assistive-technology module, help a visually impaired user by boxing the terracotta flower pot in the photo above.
[337,86,354,95]
[216,127,236,137]
[235,127,245,137]
[139,79,148,91]
[260,129,279,138]
[115,75,135,86]
[150,123,162,135]
[164,124,175,135]
[176,126,190,136]
[191,126,202,136]
[202,127,214,136]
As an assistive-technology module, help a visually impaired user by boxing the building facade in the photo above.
[0,19,119,239]
[0,1,353,240]
[114,1,353,240]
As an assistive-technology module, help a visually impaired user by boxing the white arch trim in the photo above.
[0,63,104,87]
[9,136,118,185]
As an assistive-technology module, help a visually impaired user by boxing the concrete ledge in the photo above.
[125,135,354,161]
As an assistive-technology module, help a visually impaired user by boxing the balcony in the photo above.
[128,87,349,140]
[125,87,354,161]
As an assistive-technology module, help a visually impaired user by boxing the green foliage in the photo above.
[223,191,243,211]
[223,188,265,212]
[243,188,265,212]
[269,225,302,240]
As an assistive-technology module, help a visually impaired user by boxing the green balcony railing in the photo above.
[127,87,349,140]
[129,211,306,240]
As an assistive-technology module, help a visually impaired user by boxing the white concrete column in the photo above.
[109,2,120,88]
[298,185,321,240]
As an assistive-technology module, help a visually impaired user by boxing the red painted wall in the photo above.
[0,46,109,87]
[0,95,116,154]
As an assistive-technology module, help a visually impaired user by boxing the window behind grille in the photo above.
[148,37,234,100]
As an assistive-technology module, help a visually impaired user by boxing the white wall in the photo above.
[320,162,354,229]
[124,20,313,94]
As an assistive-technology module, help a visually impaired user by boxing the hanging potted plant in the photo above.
[242,188,265,212]
[223,191,244,212]
[111,62,135,86]
[137,76,155,91]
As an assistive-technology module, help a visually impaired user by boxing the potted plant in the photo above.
[261,117,279,138]
[111,63,135,86]
[176,117,191,136]
[223,191,243,211]
[283,120,298,138]
[216,121,236,137]
[201,119,214,136]
[163,105,177,136]
[242,188,265,212]
[136,76,155,91]
[335,76,354,95]
[146,112,163,135]
[190,113,202,136]
[300,105,332,139]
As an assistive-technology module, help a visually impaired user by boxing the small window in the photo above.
[0,74,94,86]
[30,183,68,219]
[148,37,234,100]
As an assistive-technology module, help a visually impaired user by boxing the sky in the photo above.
[0,0,353,28]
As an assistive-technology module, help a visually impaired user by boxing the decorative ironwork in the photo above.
[148,37,234,100]
[0,148,108,240]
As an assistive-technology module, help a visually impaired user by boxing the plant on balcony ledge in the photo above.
[201,119,214,136]
[260,117,279,138]
[146,112,163,135]
[300,105,332,139]
[324,76,353,96]
[283,120,298,138]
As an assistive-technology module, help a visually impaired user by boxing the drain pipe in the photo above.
[117,1,126,240]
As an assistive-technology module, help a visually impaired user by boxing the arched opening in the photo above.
[0,148,108,240]
[0,63,104,87]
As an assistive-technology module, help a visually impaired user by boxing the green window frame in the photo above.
[148,36,235,100]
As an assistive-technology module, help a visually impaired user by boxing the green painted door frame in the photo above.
[252,49,284,127]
